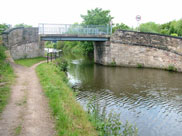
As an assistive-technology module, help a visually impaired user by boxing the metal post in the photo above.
[59,51,61,57]
[55,52,56,59]
[107,24,109,35]
[51,52,52,62]
[47,53,49,63]
[87,26,88,35]
[110,22,112,35]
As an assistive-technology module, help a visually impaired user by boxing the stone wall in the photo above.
[2,27,44,60]
[94,30,182,72]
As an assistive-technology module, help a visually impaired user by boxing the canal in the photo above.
[63,53,182,136]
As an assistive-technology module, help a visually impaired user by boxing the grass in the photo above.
[36,63,97,136]
[0,46,15,114]
[87,96,138,136]
[14,125,22,135]
[15,57,46,67]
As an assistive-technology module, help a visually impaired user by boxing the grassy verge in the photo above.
[36,63,97,136]
[15,57,46,67]
[0,46,15,114]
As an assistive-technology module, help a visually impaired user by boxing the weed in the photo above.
[0,46,15,114]
[87,96,138,136]
[137,63,144,68]
[110,61,116,66]
[54,58,68,72]
[167,65,177,72]
[15,125,22,135]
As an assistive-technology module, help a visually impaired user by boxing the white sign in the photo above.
[136,15,141,21]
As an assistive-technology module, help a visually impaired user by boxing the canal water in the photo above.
[63,53,182,136]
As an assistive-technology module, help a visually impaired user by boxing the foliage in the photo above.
[112,23,131,33]
[137,19,182,37]
[0,46,15,114]
[0,24,10,34]
[109,61,116,67]
[171,33,178,37]
[36,63,97,136]
[14,23,32,28]
[87,96,138,136]
[160,19,182,36]
[44,41,55,48]
[15,57,46,67]
[81,8,113,25]
[45,41,94,55]
[167,65,177,72]
[56,41,65,49]
[0,45,6,60]
[54,58,68,72]
[139,22,161,33]
[137,63,144,68]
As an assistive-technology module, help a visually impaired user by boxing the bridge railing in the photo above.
[38,23,111,35]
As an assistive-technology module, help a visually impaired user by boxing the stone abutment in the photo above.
[94,30,182,72]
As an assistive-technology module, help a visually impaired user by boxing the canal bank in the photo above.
[36,62,98,136]
[63,53,182,136]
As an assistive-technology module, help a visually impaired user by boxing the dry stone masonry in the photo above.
[94,30,182,72]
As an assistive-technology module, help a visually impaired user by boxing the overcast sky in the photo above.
[0,0,182,27]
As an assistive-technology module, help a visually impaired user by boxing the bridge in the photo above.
[2,24,182,72]
[38,23,111,42]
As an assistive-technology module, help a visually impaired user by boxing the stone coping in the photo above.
[116,30,182,39]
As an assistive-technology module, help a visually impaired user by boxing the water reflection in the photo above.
[64,53,182,136]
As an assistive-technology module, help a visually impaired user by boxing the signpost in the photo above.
[136,15,141,32]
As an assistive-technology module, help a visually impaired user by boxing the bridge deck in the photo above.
[40,34,110,41]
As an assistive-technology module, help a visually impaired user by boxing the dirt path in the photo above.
[0,56,56,136]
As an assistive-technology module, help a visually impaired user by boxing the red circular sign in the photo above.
[136,15,141,21]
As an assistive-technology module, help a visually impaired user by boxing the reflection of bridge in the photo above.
[38,23,111,41]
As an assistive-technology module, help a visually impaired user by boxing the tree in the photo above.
[14,23,32,28]
[176,19,182,36]
[112,23,130,33]
[0,24,10,34]
[139,22,161,33]
[81,8,113,25]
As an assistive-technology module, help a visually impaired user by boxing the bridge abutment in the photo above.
[95,30,182,72]
[94,41,111,64]
[2,27,44,60]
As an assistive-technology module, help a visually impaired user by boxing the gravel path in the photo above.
[0,56,56,136]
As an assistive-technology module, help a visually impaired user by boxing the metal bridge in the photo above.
[38,23,111,41]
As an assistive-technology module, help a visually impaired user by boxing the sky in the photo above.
[0,0,182,27]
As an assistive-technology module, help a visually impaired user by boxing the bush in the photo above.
[171,33,178,37]
[55,58,68,72]
[0,45,6,61]
[137,63,144,68]
[167,65,177,72]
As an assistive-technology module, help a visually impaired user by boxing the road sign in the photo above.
[136,15,141,21]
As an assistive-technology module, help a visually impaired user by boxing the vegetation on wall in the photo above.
[14,23,32,28]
